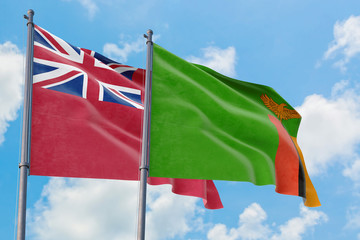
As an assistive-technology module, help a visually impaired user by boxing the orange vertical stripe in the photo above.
[291,137,321,207]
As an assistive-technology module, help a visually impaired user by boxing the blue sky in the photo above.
[1,0,360,239]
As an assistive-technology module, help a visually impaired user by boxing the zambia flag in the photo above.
[149,44,320,207]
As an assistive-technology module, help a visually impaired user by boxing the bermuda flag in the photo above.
[30,25,223,209]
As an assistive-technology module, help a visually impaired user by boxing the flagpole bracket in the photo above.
[18,162,30,169]
[139,166,149,171]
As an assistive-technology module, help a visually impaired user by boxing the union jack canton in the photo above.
[33,25,144,109]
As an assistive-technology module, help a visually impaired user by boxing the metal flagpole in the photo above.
[17,9,35,240]
[137,29,153,240]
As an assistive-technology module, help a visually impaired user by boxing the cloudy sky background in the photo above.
[1,1,360,239]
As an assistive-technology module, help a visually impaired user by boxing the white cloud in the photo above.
[207,203,327,240]
[323,15,360,71]
[0,41,24,145]
[28,178,139,240]
[270,206,328,240]
[345,206,360,230]
[78,0,98,19]
[28,178,201,240]
[187,46,237,77]
[30,180,328,240]
[146,185,201,239]
[62,0,98,19]
[343,159,360,184]
[296,80,360,176]
[208,203,270,240]
[103,37,146,63]
[236,203,271,240]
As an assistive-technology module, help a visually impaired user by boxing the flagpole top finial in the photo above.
[28,9,34,15]
[144,29,153,43]
[25,9,34,25]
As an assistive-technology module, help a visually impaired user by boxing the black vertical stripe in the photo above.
[290,137,306,198]
[298,154,306,198]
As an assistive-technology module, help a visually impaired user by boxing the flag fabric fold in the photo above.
[30,25,223,209]
[149,44,320,207]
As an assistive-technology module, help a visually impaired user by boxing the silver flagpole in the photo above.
[17,9,35,240]
[137,29,153,240]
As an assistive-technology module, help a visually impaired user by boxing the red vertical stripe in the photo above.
[268,115,299,196]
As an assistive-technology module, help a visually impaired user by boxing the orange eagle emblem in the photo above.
[260,94,301,122]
